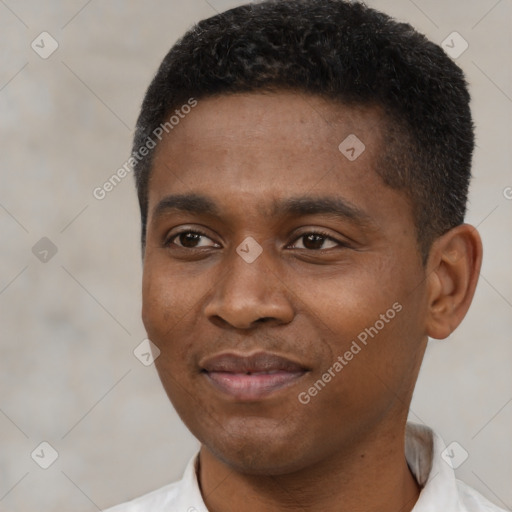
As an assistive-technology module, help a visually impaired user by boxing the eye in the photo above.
[165,229,219,249]
[289,231,345,251]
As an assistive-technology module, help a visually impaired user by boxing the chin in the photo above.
[200,417,317,476]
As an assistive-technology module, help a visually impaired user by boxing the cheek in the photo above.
[141,264,167,337]
[297,259,424,378]
[296,266,396,330]
[141,257,195,334]
[141,258,205,374]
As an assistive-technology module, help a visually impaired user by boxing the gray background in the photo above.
[0,1,510,510]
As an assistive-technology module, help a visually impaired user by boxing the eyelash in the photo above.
[164,229,347,251]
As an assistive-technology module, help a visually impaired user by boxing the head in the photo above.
[135,0,482,475]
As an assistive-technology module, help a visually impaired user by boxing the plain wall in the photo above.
[0,1,510,510]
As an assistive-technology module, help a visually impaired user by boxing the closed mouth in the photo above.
[200,351,309,400]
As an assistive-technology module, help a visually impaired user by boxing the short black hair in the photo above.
[133,0,474,262]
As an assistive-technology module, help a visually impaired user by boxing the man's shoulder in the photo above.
[103,451,205,512]
[455,479,508,512]
[406,423,506,512]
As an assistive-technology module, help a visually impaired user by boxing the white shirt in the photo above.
[104,422,506,511]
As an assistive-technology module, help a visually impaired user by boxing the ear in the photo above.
[425,224,483,340]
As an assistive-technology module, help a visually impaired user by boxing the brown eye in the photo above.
[166,230,218,249]
[290,231,342,250]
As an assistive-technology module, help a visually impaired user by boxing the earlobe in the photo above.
[425,224,483,340]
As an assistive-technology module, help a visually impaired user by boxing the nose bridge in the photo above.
[228,242,271,295]
[204,241,294,328]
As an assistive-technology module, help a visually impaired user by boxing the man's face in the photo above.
[142,92,429,475]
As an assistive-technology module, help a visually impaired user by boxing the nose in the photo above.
[203,246,295,329]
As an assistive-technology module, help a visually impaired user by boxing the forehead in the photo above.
[153,92,383,159]
[146,92,408,228]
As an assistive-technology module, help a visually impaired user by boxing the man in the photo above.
[106,1,504,510]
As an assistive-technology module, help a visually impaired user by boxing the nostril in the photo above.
[256,317,273,324]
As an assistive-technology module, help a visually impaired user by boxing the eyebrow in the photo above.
[151,193,374,228]
[153,194,219,219]
[271,196,373,227]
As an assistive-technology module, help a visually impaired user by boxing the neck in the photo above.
[197,422,421,512]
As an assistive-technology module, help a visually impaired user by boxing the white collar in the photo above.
[122,422,503,511]
[405,422,462,510]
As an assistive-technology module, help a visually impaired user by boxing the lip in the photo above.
[200,351,309,401]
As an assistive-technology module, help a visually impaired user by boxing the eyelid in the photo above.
[287,229,348,249]
[164,227,219,248]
